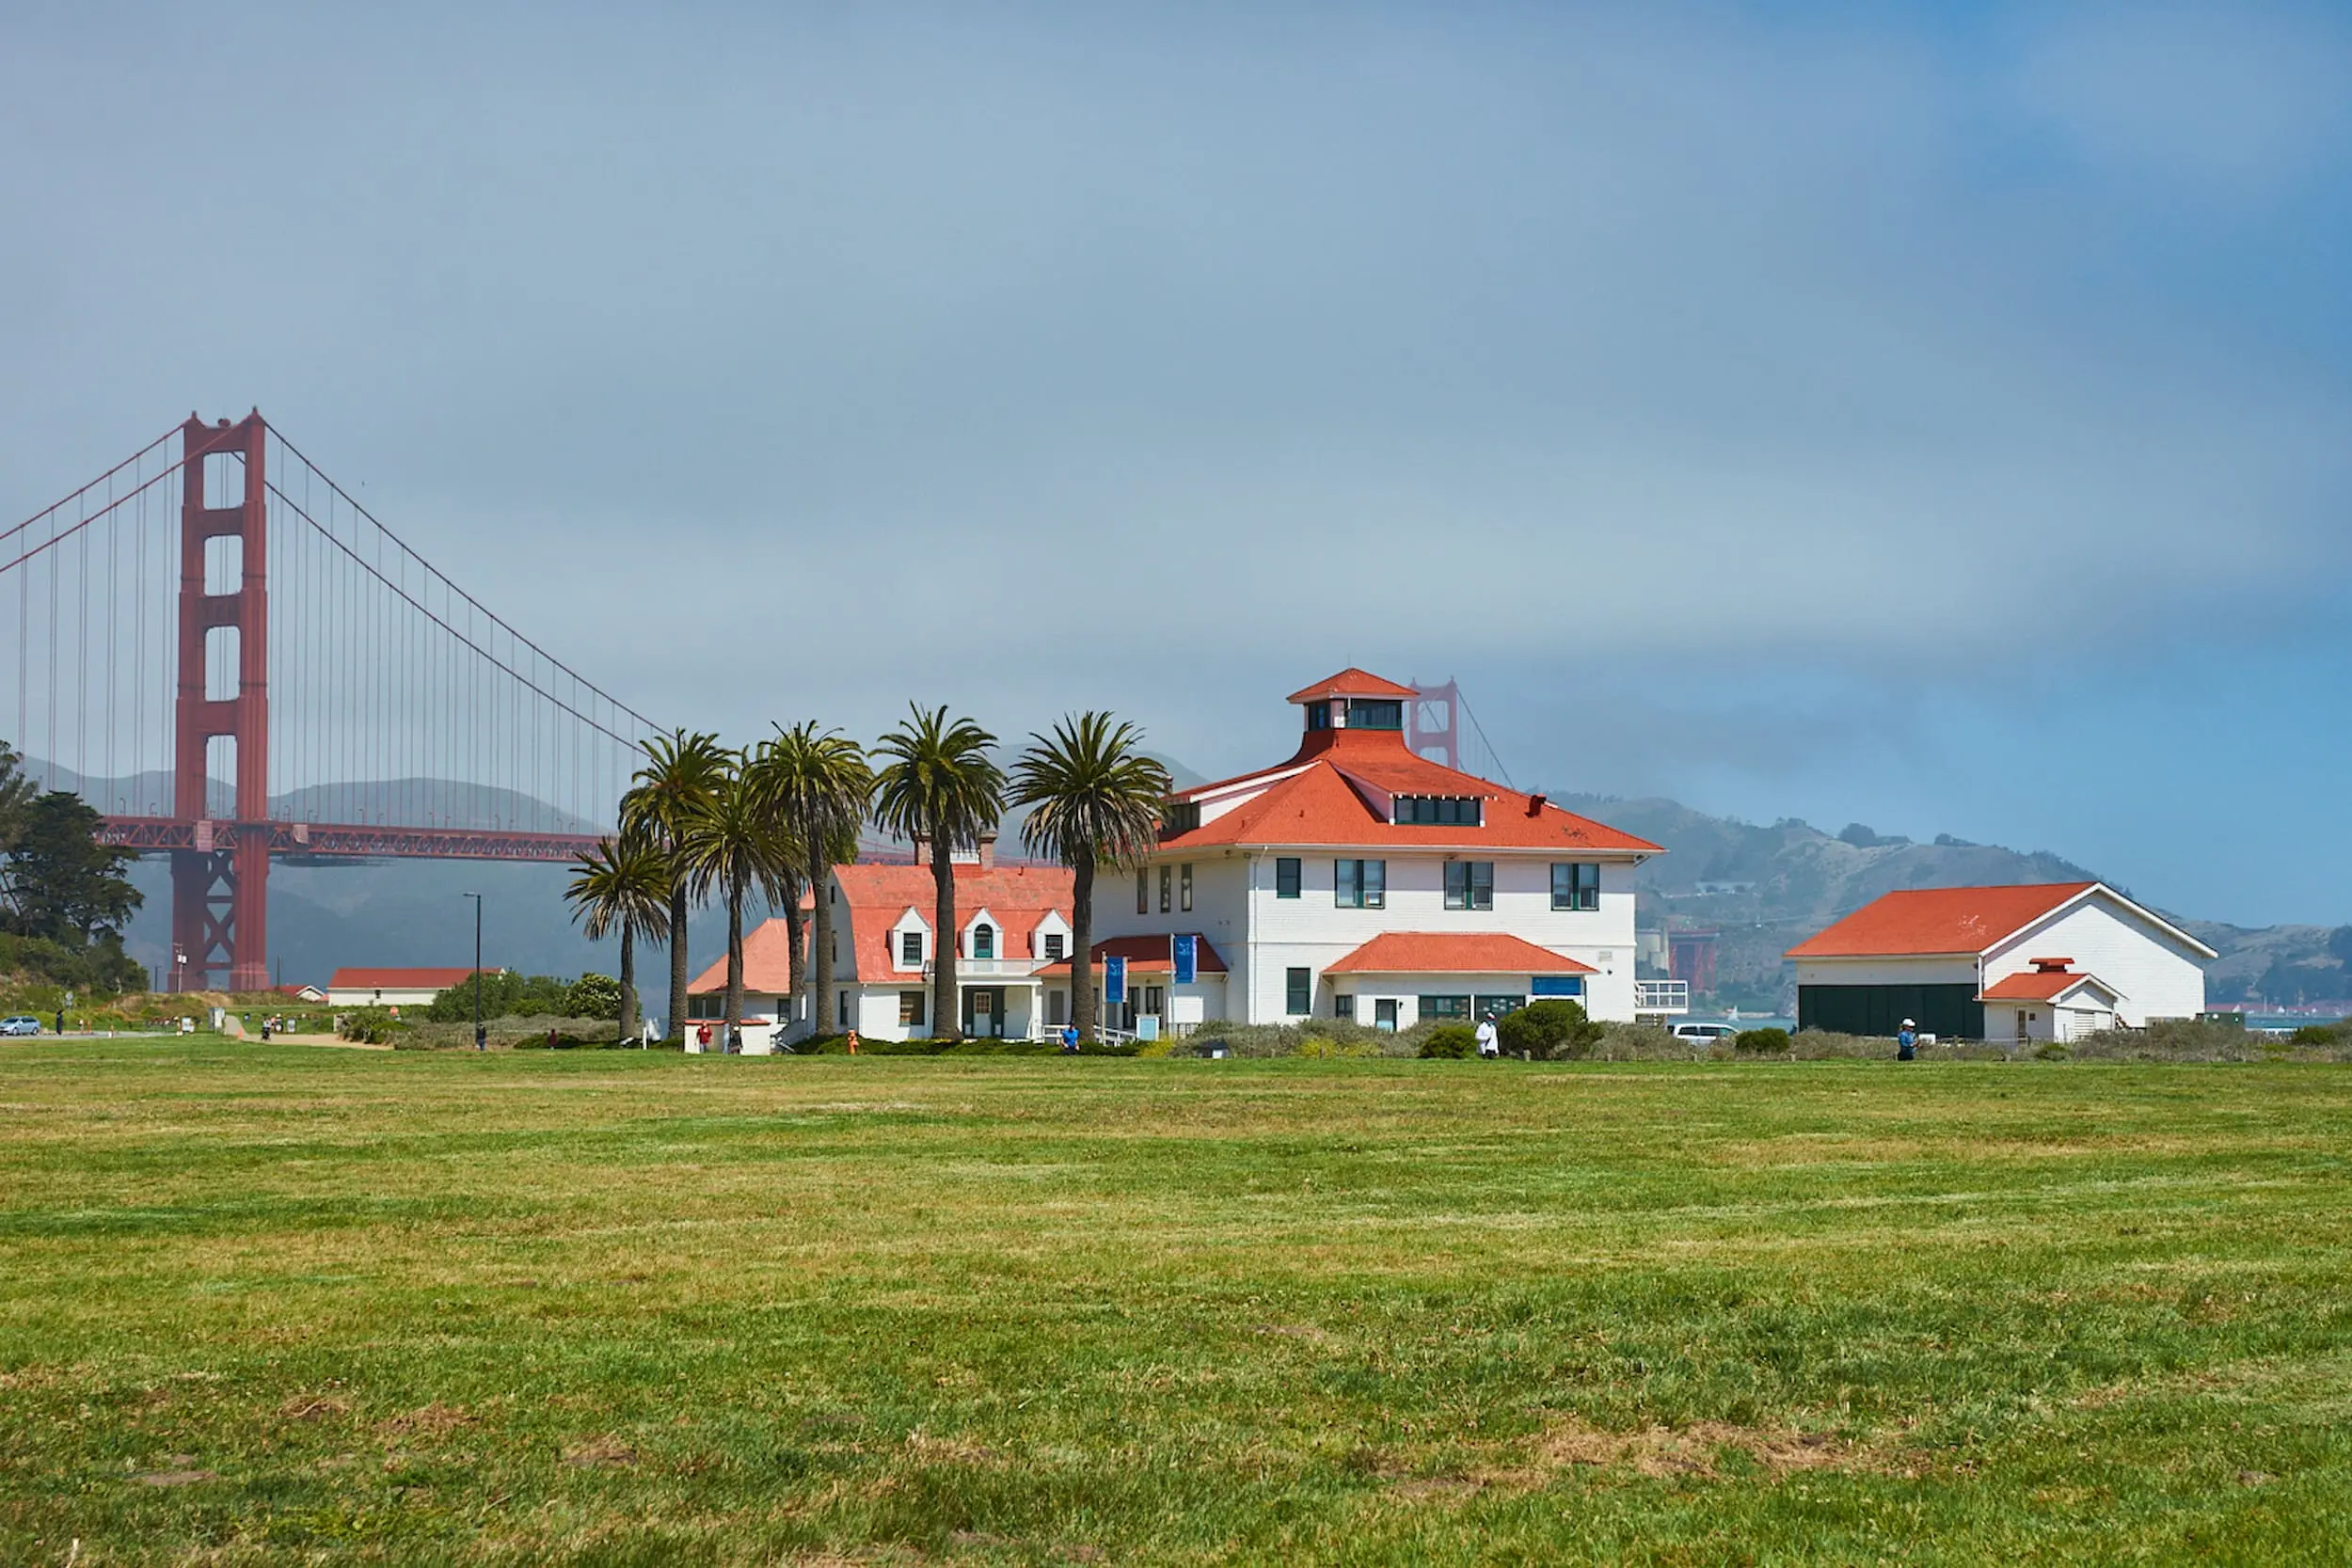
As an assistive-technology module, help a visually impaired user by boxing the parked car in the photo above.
[0,1015,42,1037]
[1670,1022,1739,1046]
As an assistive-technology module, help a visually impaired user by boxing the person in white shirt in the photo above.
[1474,1015,1500,1057]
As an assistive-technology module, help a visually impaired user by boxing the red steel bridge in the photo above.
[3,412,660,990]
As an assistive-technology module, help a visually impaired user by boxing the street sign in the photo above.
[1104,955,1126,1007]
[1172,934,1197,986]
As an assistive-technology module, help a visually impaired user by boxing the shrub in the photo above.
[2290,1020,2351,1047]
[2033,1041,2069,1061]
[1733,1027,1791,1055]
[564,973,622,1022]
[1420,1024,1477,1059]
[1495,999,1603,1061]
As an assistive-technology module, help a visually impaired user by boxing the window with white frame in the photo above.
[1551,863,1601,911]
[900,929,923,966]
[1335,859,1386,909]
[1445,861,1494,911]
[971,924,995,960]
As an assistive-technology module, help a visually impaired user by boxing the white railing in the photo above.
[922,958,1048,979]
[1635,980,1691,1014]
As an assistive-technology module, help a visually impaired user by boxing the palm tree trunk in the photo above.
[724,874,746,1037]
[782,880,807,1037]
[930,819,959,1042]
[618,925,638,1042]
[811,852,835,1036]
[666,883,690,1043]
[1071,852,1095,1042]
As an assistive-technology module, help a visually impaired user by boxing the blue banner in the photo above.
[1104,955,1126,1007]
[1172,934,1197,986]
[1531,975,1583,997]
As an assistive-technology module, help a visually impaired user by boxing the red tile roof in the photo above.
[326,967,489,992]
[688,862,1078,994]
[1325,932,1597,976]
[1785,883,2097,959]
[685,916,802,996]
[1159,729,1660,854]
[1979,968,2115,1003]
[1285,668,1421,704]
[1034,935,1230,978]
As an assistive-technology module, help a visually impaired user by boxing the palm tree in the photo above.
[1010,713,1172,1043]
[750,722,873,1037]
[620,729,728,1042]
[872,705,1005,1043]
[673,751,799,1040]
[564,832,670,1040]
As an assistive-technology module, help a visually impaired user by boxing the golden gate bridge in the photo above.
[3,411,660,991]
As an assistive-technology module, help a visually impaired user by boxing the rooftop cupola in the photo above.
[1286,668,1418,747]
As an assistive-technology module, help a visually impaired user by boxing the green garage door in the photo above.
[1799,984,1983,1041]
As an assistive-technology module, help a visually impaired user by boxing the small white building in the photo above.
[1787,881,2213,1039]
[325,966,493,1009]
[1091,669,1668,1027]
[1979,958,2124,1044]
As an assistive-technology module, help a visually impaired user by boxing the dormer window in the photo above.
[1304,703,1333,732]
[1395,795,1481,826]
[972,925,995,960]
[1345,698,1403,730]
[1162,800,1201,836]
[900,930,923,966]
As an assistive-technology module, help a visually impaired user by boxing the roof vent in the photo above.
[1527,793,1547,816]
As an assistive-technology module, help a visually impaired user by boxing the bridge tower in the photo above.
[1407,679,1460,771]
[171,413,270,991]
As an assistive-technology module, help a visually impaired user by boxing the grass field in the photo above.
[2,1043,2348,1564]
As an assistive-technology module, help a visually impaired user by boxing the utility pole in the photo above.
[463,892,485,1050]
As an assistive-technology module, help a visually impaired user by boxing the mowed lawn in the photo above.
[3,1044,2350,1565]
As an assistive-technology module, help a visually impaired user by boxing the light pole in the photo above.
[462,892,485,1050]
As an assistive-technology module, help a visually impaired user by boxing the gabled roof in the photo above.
[1782,881,2225,960]
[1325,932,1597,976]
[326,966,489,992]
[1286,668,1420,704]
[1034,935,1230,978]
[686,917,801,996]
[1979,968,2121,1004]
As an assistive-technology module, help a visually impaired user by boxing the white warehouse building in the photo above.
[1786,880,2214,1043]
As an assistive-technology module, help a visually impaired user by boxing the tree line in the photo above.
[564,708,1169,1044]
[0,741,145,992]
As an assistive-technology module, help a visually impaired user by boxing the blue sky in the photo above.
[3,2,2347,926]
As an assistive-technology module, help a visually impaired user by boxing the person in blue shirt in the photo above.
[1897,1019,1918,1061]
[1060,1022,1080,1053]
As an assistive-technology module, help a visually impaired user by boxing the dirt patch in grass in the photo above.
[1487,1416,1891,1484]
[376,1401,478,1437]
[278,1393,351,1421]
[561,1434,640,1468]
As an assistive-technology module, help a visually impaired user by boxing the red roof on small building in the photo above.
[326,966,487,992]
[1285,668,1421,705]
[1325,932,1597,976]
[687,861,1078,994]
[1785,884,2096,959]
[1035,935,1230,978]
[1979,968,2114,1003]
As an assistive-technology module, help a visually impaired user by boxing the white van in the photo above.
[1670,1022,1739,1046]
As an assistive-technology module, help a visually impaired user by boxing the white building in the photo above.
[1786,881,2214,1040]
[1089,669,1668,1028]
[325,966,493,1009]
[687,854,1082,1048]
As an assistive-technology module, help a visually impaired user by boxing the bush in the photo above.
[1495,999,1603,1061]
[2290,1020,2351,1047]
[337,1006,405,1045]
[2033,1041,2069,1061]
[1733,1026,1791,1055]
[564,973,622,1022]
[1420,1023,1477,1059]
